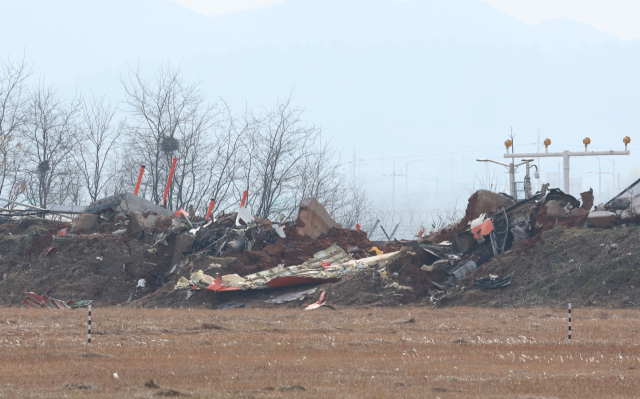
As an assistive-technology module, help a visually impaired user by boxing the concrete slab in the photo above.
[87,193,173,217]
[465,190,516,221]
[588,211,617,228]
[295,197,340,239]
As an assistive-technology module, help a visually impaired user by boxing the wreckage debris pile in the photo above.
[0,196,405,308]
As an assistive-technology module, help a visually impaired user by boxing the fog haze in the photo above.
[2,0,638,216]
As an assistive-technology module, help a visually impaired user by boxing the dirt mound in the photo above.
[321,270,385,306]
[0,214,392,309]
[441,225,640,308]
[0,218,190,306]
[386,252,448,296]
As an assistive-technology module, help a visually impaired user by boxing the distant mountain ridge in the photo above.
[0,0,620,69]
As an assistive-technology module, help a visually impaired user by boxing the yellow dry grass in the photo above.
[1,306,639,398]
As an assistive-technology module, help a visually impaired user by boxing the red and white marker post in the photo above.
[162,157,178,207]
[134,165,145,195]
[206,198,215,220]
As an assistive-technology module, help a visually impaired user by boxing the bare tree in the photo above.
[73,95,123,202]
[243,95,319,219]
[0,56,31,199]
[284,138,373,229]
[120,64,216,209]
[22,82,80,208]
[193,102,245,216]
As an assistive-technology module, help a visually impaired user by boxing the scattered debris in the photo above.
[474,272,514,289]
[22,292,70,309]
[265,288,317,304]
[213,301,246,310]
[4,179,640,311]
[305,290,328,310]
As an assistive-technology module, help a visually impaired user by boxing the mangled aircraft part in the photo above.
[236,190,255,226]
[474,272,514,289]
[490,209,509,257]
[305,290,328,310]
[265,288,317,304]
[452,260,477,280]
[22,292,90,309]
[214,301,245,310]
[470,218,494,240]
[272,224,286,238]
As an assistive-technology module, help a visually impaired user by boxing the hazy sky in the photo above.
[3,0,638,214]
[169,0,640,40]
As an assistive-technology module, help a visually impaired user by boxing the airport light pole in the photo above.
[475,158,521,198]
[502,137,630,195]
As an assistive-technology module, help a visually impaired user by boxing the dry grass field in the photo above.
[1,306,640,398]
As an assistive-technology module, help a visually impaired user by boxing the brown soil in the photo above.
[5,307,640,398]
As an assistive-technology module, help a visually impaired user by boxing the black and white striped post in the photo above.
[88,304,92,347]
[568,303,571,343]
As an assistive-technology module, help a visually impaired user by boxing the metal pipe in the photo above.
[509,162,516,198]
[389,223,400,240]
[368,219,380,238]
[563,151,570,193]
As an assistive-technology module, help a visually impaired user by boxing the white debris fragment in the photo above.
[273,224,286,238]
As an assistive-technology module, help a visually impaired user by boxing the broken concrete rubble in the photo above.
[463,190,516,223]
[580,188,594,211]
[295,197,340,239]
